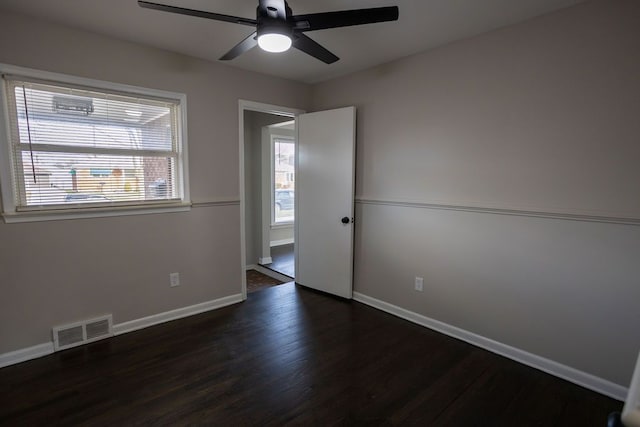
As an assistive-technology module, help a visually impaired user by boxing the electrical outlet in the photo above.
[169,272,180,287]
[414,276,424,292]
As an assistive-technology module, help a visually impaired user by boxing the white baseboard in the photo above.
[270,238,294,247]
[259,257,272,265]
[252,265,294,282]
[0,342,54,369]
[245,264,257,271]
[353,291,628,401]
[0,294,244,369]
[113,294,244,336]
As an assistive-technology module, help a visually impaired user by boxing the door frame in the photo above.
[238,100,305,300]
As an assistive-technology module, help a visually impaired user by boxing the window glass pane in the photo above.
[18,151,176,208]
[13,84,175,152]
[274,139,294,223]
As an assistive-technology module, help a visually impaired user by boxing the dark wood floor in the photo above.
[265,243,294,278]
[0,283,621,426]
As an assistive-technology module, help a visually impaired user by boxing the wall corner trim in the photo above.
[353,291,628,401]
[112,294,243,336]
[0,342,54,369]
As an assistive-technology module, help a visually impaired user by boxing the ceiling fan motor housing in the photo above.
[256,3,293,39]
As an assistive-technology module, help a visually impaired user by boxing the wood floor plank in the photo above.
[0,283,622,425]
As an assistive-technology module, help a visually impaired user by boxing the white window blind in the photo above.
[1,74,186,214]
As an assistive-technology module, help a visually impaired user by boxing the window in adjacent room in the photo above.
[0,65,189,222]
[272,137,295,225]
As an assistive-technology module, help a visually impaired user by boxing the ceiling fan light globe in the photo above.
[257,33,292,53]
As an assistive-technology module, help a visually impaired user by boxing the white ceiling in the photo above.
[0,0,585,83]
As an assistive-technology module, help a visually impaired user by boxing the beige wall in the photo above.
[313,0,640,386]
[0,11,310,353]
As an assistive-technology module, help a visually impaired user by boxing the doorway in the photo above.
[240,102,356,300]
[268,124,295,278]
[239,101,304,299]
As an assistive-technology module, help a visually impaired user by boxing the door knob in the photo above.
[341,216,350,224]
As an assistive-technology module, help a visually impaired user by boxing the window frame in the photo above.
[270,134,295,227]
[0,63,190,223]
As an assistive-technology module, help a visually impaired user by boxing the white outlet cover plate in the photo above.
[170,272,180,287]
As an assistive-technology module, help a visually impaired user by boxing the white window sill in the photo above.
[2,202,192,223]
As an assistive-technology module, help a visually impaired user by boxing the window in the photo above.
[272,137,294,224]
[0,65,189,222]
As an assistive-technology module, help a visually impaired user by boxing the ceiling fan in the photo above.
[138,0,399,64]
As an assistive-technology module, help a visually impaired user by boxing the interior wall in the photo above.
[0,11,311,354]
[270,227,294,246]
[312,0,640,387]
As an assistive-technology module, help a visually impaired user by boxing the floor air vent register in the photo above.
[52,315,113,351]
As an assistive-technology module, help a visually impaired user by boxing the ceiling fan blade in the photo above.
[292,6,399,32]
[138,1,257,27]
[220,32,258,61]
[258,0,288,20]
[293,33,339,64]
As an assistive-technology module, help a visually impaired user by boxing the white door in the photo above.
[295,106,356,298]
